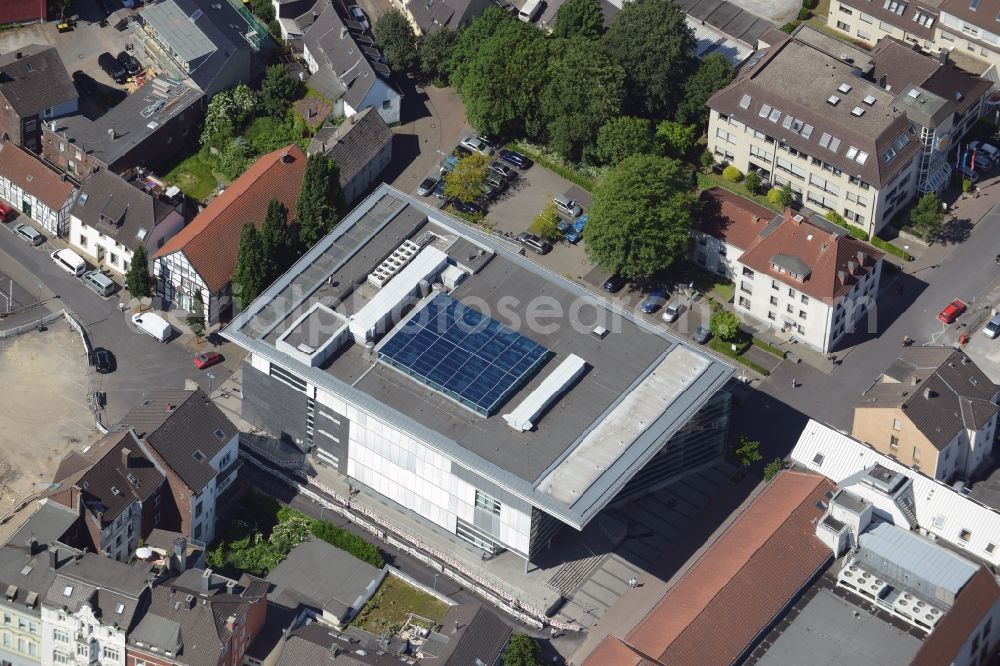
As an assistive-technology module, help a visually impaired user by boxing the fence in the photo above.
[0,310,66,340]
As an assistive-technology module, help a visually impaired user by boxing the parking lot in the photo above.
[0,322,99,514]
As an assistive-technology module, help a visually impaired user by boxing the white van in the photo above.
[518,0,542,22]
[131,312,173,343]
[82,270,116,297]
[51,248,87,277]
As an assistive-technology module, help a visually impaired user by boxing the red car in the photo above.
[194,352,223,369]
[0,201,14,223]
[938,299,967,324]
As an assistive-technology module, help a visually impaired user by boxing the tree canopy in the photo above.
[710,310,740,341]
[593,116,654,164]
[675,53,735,126]
[297,154,345,248]
[125,245,153,300]
[656,120,698,158]
[734,435,763,469]
[602,0,697,118]
[552,0,606,40]
[444,153,490,203]
[233,223,266,310]
[260,64,303,119]
[186,290,206,337]
[418,27,458,83]
[910,192,944,241]
[584,154,697,279]
[258,198,297,284]
[503,635,542,666]
[449,9,551,138]
[375,9,419,72]
[200,83,258,150]
[529,201,562,241]
[541,38,623,162]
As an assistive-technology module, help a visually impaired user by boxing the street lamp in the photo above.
[207,372,215,398]
[433,573,439,592]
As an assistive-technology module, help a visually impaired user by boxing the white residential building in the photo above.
[694,188,884,353]
[0,140,76,237]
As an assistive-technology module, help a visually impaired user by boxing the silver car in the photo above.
[983,314,1000,339]
[553,195,582,218]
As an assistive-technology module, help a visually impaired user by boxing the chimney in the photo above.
[15,51,21,59]
[225,580,237,594]
[857,250,866,264]
[225,615,237,632]
[107,128,115,141]
[340,26,348,39]
[120,448,131,470]
[202,568,212,590]
[280,152,292,164]
[185,594,195,609]
[911,376,920,386]
[27,536,38,556]
[837,269,846,284]
[924,387,934,399]
[48,546,58,569]
[939,49,949,66]
[172,537,187,573]
[847,260,858,273]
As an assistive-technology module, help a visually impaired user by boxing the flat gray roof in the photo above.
[222,185,733,529]
[755,585,922,665]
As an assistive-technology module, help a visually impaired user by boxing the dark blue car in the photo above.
[640,290,668,314]
[499,149,532,170]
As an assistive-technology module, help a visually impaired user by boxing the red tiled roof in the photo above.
[581,471,835,666]
[697,188,775,251]
[0,140,74,211]
[154,144,307,292]
[737,209,883,301]
[0,0,46,24]
[911,567,1000,666]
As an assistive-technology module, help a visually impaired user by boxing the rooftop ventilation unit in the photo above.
[908,88,921,99]
[851,106,865,117]
[368,239,423,289]
[863,94,877,106]
[503,354,588,432]
[828,95,841,106]
[838,83,852,93]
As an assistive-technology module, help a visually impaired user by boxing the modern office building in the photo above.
[222,185,734,562]
[707,26,991,237]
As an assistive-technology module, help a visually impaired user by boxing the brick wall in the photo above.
[0,97,23,146]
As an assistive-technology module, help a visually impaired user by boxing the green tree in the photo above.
[125,245,153,301]
[656,120,698,158]
[767,184,793,208]
[552,0,605,39]
[529,201,562,241]
[418,27,458,83]
[710,310,741,341]
[503,634,542,666]
[297,154,346,248]
[216,138,254,180]
[541,38,624,162]
[744,170,761,195]
[675,53,735,126]
[186,290,206,337]
[450,8,551,138]
[374,9,419,72]
[764,458,785,481]
[699,149,715,171]
[734,435,763,469]
[200,84,258,150]
[233,223,266,310]
[910,192,945,241]
[260,64,304,118]
[602,0,696,118]
[584,154,696,279]
[444,153,490,203]
[593,116,653,164]
[722,165,742,182]
[259,198,296,284]
[268,515,312,553]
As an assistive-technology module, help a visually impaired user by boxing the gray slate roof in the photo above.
[11,501,80,547]
[70,431,165,527]
[432,603,512,665]
[118,389,236,493]
[72,170,179,251]
[0,44,76,118]
[275,621,406,665]
[0,542,79,617]
[266,538,382,620]
[44,553,154,631]
[308,107,392,187]
[404,0,457,33]
[673,0,772,46]
[302,2,392,110]
[859,347,999,449]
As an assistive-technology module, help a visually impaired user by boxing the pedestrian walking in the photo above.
[628,577,638,589]
[791,378,796,389]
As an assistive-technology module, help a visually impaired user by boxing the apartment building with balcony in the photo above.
[828,0,1000,81]
[707,26,990,237]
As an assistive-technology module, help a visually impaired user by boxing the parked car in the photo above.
[962,151,993,173]
[956,164,981,183]
[452,200,483,215]
[131,312,172,342]
[938,299,967,324]
[72,70,99,96]
[432,179,448,199]
[639,289,668,314]
[478,184,499,203]
[499,149,532,170]
[460,136,494,156]
[92,348,114,374]
[662,302,681,323]
[557,215,586,243]
[515,232,552,255]
[117,51,141,76]
[0,201,14,223]
[488,162,517,181]
[692,325,712,344]
[984,314,1000,339]
[194,351,223,369]
[553,195,583,219]
[485,173,507,193]
[602,275,628,293]
[13,223,43,246]
[98,52,127,84]
[348,5,370,29]
[417,176,439,196]
[970,140,1000,162]
[453,144,473,158]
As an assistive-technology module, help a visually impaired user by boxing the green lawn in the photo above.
[696,172,782,213]
[352,575,449,635]
[164,151,219,202]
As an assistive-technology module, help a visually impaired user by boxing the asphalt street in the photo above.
[0,227,232,424]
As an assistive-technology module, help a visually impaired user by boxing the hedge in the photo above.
[869,236,913,261]
[709,337,771,375]
[751,337,786,358]
[509,141,599,192]
[311,521,385,569]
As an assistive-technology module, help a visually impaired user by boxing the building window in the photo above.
[195,524,203,539]
[837,20,849,29]
[786,304,794,314]
[53,652,70,665]
[890,435,899,449]
[798,310,807,319]
[76,644,87,657]
[101,646,118,661]
[839,4,852,14]
[739,296,751,308]
[800,294,809,305]
[912,446,920,462]
[771,280,779,290]
[883,0,905,14]
[195,502,203,518]
[913,10,933,27]
[742,267,755,278]
[740,282,753,295]
[474,490,501,516]
[987,543,997,555]
[892,418,901,431]
[960,529,972,542]
[54,629,69,643]
[770,296,778,306]
[767,311,776,320]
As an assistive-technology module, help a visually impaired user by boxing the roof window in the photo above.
[768,108,781,122]
[759,103,772,118]
[846,146,859,159]
[851,106,865,117]
[971,0,981,10]
[739,94,752,109]
[908,88,921,99]
[214,428,226,440]
[115,602,125,614]
[838,83,852,93]
[801,124,814,139]
[829,137,841,152]
[63,586,73,597]
[827,95,841,106]
[193,450,205,461]
[819,132,832,148]
[863,94,877,105]
[857,151,869,164]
